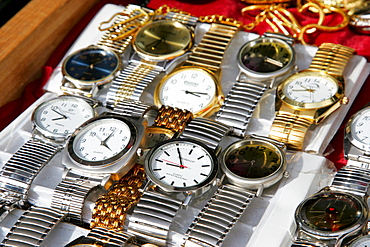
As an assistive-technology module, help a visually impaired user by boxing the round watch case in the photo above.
[220,136,287,192]
[277,70,345,110]
[294,188,368,243]
[345,105,370,153]
[153,66,224,118]
[65,113,145,178]
[31,95,96,142]
[144,138,218,193]
[62,45,121,88]
[132,19,194,61]
[237,34,296,81]
[348,234,370,247]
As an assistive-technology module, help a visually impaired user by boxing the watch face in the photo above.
[238,37,293,74]
[145,138,218,192]
[296,191,367,235]
[133,20,192,60]
[349,235,370,247]
[32,96,95,138]
[278,71,342,109]
[68,116,136,167]
[348,107,370,149]
[62,46,120,85]
[155,68,219,116]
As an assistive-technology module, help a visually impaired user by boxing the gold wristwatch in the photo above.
[269,43,355,150]
[153,18,241,117]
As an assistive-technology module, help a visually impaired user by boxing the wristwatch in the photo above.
[61,5,151,98]
[105,10,198,109]
[348,234,370,247]
[0,95,99,222]
[153,21,240,117]
[344,104,370,168]
[127,118,232,246]
[214,33,296,137]
[182,135,287,247]
[292,165,370,246]
[349,2,370,34]
[65,227,135,247]
[269,43,355,150]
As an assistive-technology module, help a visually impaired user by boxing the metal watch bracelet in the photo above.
[215,81,267,137]
[0,140,60,220]
[183,184,255,247]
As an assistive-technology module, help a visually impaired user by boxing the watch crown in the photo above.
[342,96,349,105]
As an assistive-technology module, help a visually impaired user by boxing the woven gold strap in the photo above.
[153,105,194,133]
[183,23,239,71]
[91,164,146,230]
[309,43,355,76]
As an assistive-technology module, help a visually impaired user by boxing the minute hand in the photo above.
[184,90,208,97]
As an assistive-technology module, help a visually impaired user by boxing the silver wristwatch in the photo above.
[292,165,370,247]
[61,5,151,98]
[0,95,99,222]
[344,104,370,168]
[1,99,157,246]
[128,118,232,246]
[215,32,296,137]
[105,11,198,109]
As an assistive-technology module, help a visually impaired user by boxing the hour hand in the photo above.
[183,90,208,97]
[264,57,284,68]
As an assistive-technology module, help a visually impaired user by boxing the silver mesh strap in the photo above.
[97,5,151,54]
[84,227,135,246]
[112,99,157,118]
[330,165,370,197]
[105,61,164,109]
[184,184,255,247]
[180,118,232,151]
[0,140,59,210]
[215,81,267,137]
[50,169,107,225]
[1,206,65,247]
[127,191,182,247]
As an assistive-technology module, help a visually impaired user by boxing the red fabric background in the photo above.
[1,0,369,169]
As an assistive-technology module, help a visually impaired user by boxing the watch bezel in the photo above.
[348,234,370,247]
[345,106,370,153]
[237,36,296,80]
[31,95,96,141]
[144,138,218,193]
[62,45,121,88]
[277,70,345,110]
[220,137,287,190]
[66,114,142,174]
[132,19,194,61]
[295,190,368,239]
[153,66,224,118]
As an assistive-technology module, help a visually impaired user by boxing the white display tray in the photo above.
[0,3,368,247]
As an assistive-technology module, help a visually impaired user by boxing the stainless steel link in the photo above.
[215,81,267,137]
[331,165,370,197]
[86,227,136,246]
[112,99,157,118]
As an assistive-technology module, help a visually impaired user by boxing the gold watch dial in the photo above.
[133,20,193,60]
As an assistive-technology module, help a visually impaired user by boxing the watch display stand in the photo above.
[0,3,369,247]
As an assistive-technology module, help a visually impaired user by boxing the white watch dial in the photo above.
[147,140,216,190]
[71,118,133,164]
[284,76,338,103]
[33,96,94,136]
[351,108,370,146]
[349,235,370,247]
[158,69,216,113]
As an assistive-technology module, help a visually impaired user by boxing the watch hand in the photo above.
[52,117,66,121]
[183,90,208,97]
[99,129,117,151]
[300,85,316,92]
[51,107,68,119]
[264,57,284,68]
[146,39,162,49]
[163,159,189,169]
[177,148,185,169]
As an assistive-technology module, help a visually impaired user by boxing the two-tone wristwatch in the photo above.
[292,165,370,246]
[344,104,370,168]
[153,18,241,117]
[215,32,296,137]
[105,8,198,109]
[269,43,355,150]
[1,99,157,246]
[127,118,232,246]
[0,95,99,222]
[61,5,151,98]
